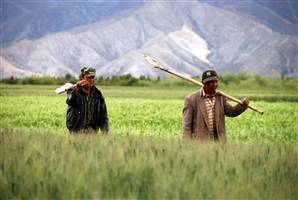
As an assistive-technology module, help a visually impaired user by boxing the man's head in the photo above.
[80,67,96,86]
[202,70,219,94]
[202,70,218,84]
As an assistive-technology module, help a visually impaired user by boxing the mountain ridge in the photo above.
[1,1,297,78]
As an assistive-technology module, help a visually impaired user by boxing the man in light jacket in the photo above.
[182,70,249,142]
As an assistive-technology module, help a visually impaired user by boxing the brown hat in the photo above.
[202,70,218,84]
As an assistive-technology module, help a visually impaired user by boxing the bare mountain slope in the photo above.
[1,1,297,78]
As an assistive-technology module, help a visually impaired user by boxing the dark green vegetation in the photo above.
[1,79,298,102]
[2,73,298,90]
[0,81,298,199]
[2,73,298,102]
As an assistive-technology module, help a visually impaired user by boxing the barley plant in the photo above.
[0,84,297,199]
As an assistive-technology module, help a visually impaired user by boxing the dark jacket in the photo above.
[66,86,109,133]
[183,90,246,142]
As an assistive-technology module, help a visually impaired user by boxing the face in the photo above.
[84,75,95,86]
[203,80,219,94]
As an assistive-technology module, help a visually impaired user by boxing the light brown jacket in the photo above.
[182,90,247,142]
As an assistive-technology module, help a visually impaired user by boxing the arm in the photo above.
[224,97,248,117]
[66,88,78,107]
[66,79,88,106]
[182,96,194,138]
[99,97,109,134]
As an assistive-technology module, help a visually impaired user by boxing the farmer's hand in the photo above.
[77,79,89,87]
[73,79,89,93]
[241,98,249,108]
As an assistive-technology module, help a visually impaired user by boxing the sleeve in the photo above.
[224,97,247,117]
[66,88,78,106]
[99,97,109,134]
[182,96,193,138]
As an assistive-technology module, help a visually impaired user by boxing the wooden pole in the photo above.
[144,54,264,115]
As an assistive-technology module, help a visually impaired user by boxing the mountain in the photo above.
[0,0,145,46]
[0,56,39,77]
[202,0,298,35]
[253,0,298,24]
[0,0,297,78]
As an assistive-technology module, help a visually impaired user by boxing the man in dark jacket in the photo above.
[66,67,109,134]
[183,70,249,142]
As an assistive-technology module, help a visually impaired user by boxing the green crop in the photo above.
[0,84,297,199]
[0,95,297,143]
[0,131,297,199]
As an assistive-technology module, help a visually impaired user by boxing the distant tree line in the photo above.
[0,74,159,86]
[1,73,297,90]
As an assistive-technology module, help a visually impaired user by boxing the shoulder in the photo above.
[186,90,201,99]
[185,90,201,103]
[215,92,227,101]
[94,87,105,99]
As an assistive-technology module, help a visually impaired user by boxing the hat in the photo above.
[81,67,96,77]
[202,70,218,84]
[79,67,87,78]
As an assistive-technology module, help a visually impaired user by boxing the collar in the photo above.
[82,86,94,95]
[201,88,217,98]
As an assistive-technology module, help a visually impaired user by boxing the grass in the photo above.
[0,84,298,199]
[1,130,297,199]
[0,95,297,143]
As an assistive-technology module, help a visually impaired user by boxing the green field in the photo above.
[0,84,297,199]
